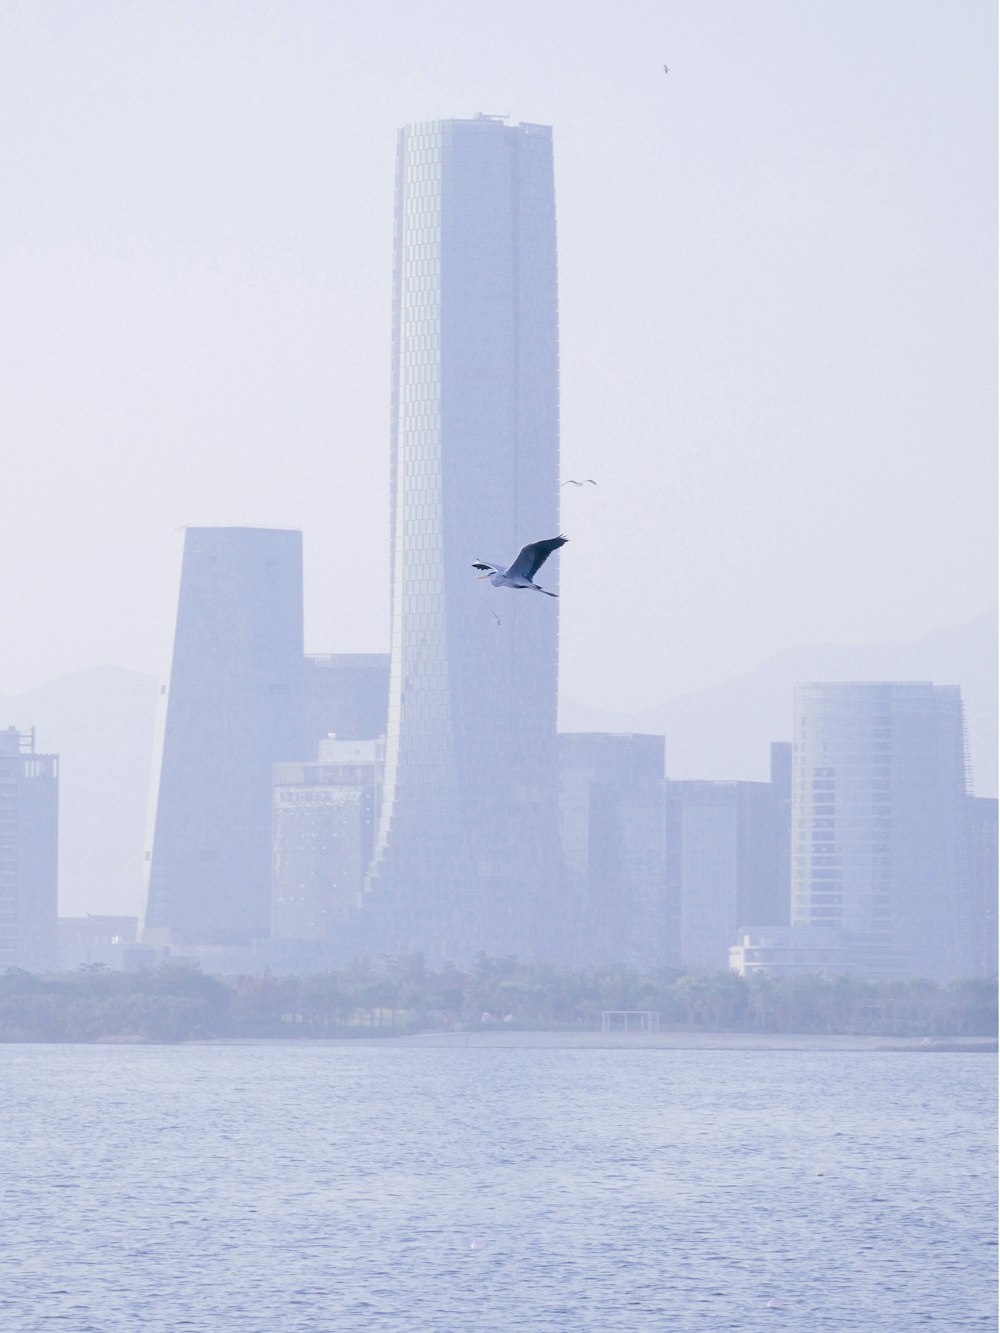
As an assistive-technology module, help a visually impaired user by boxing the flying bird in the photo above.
[560,478,596,487]
[663,65,670,74]
[472,535,568,598]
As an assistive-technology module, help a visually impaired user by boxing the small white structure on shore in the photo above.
[601,1010,661,1034]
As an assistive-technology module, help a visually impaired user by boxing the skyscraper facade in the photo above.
[791,682,968,978]
[142,527,304,947]
[0,727,58,972]
[365,116,563,964]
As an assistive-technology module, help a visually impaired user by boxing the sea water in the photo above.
[1,1041,995,1331]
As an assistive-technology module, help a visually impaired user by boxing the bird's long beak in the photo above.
[474,573,491,580]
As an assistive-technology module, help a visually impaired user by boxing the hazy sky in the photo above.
[2,0,995,714]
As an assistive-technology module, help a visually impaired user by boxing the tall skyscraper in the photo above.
[142,528,304,947]
[791,682,968,978]
[0,727,58,972]
[364,116,564,964]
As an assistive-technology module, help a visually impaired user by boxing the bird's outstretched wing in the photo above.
[507,534,568,581]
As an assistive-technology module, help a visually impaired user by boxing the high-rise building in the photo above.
[142,528,304,947]
[961,794,997,978]
[364,115,564,964]
[558,734,671,968]
[791,682,968,979]
[272,738,383,946]
[666,776,790,971]
[0,727,58,972]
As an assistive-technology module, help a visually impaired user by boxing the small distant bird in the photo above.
[472,535,568,598]
[492,611,502,626]
[560,478,596,487]
[663,65,670,74]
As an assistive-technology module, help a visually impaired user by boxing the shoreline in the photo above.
[203,1030,998,1053]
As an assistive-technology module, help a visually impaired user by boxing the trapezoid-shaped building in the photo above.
[142,527,305,947]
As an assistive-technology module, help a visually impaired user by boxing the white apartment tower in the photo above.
[792,682,968,978]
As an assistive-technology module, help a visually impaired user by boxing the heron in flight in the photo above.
[472,535,567,598]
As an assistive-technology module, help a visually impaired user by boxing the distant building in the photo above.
[963,795,998,977]
[558,734,671,968]
[304,653,389,749]
[363,116,565,964]
[57,915,139,971]
[272,738,383,947]
[791,682,969,979]
[769,740,792,903]
[0,727,58,972]
[142,527,305,948]
[729,925,849,977]
[666,766,790,971]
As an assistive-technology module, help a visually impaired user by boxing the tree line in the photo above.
[0,954,995,1044]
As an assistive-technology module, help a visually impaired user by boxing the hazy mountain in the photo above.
[0,666,159,917]
[559,609,998,796]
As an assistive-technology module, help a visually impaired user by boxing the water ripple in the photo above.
[0,1044,994,1331]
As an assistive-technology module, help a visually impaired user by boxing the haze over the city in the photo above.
[2,0,995,720]
[0,15,996,1323]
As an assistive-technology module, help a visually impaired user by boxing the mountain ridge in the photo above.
[559,609,997,795]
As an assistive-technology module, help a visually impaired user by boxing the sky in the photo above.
[1,0,995,716]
